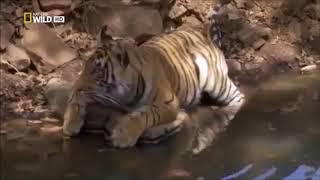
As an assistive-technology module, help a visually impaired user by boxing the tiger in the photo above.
[62,6,245,148]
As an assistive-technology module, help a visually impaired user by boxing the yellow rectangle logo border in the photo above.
[24,12,32,24]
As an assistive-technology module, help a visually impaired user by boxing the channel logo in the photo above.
[23,12,65,24]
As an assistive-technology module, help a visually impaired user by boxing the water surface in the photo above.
[1,72,320,180]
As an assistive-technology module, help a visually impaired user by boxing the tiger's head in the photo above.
[80,37,141,112]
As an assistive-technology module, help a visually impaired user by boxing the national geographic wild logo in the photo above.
[23,12,65,24]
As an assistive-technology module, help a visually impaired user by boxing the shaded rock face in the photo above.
[237,24,271,48]
[259,42,300,64]
[21,24,77,74]
[0,22,15,50]
[5,43,31,71]
[38,0,72,11]
[45,78,71,118]
[80,5,163,39]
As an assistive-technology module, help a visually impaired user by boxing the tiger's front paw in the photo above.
[105,116,145,148]
[63,107,85,137]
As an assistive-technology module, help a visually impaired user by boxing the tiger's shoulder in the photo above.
[143,27,209,45]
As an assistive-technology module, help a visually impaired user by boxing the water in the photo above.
[1,72,320,180]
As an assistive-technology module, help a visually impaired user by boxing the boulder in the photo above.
[5,43,31,71]
[233,0,254,9]
[304,3,320,20]
[181,15,202,29]
[21,24,76,74]
[226,59,242,75]
[0,22,15,50]
[300,64,318,74]
[82,5,163,39]
[258,42,299,63]
[15,7,24,18]
[237,23,271,48]
[168,3,187,19]
[39,0,72,11]
[45,78,71,118]
[288,18,302,42]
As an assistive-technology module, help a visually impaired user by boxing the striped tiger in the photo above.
[62,6,245,148]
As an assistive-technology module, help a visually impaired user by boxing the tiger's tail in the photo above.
[208,3,223,48]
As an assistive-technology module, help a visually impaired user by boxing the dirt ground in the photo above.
[0,0,319,127]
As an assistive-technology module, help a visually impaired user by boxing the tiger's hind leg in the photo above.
[204,75,245,121]
[140,111,190,144]
[192,73,245,153]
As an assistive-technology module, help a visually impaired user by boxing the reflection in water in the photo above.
[1,72,320,179]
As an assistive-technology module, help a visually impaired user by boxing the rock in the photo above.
[168,3,187,19]
[223,4,245,20]
[0,22,15,50]
[244,62,262,71]
[304,3,320,20]
[300,64,318,74]
[196,177,205,180]
[15,7,24,17]
[0,129,7,135]
[0,2,15,14]
[21,23,76,74]
[237,23,271,47]
[258,42,299,63]
[41,117,60,123]
[48,58,83,82]
[39,0,72,11]
[5,43,31,71]
[45,78,72,118]
[252,38,266,50]
[254,56,265,63]
[288,18,302,42]
[234,0,246,9]
[162,168,192,179]
[234,0,254,9]
[186,0,211,20]
[281,0,310,16]
[82,5,163,39]
[40,125,62,133]
[181,15,202,28]
[306,19,320,39]
[27,120,43,125]
[226,59,242,74]
[136,0,163,4]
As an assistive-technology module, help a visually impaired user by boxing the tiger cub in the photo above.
[62,11,245,148]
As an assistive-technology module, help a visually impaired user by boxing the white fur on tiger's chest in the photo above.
[194,53,209,90]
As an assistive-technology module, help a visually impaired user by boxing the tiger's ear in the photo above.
[97,25,115,47]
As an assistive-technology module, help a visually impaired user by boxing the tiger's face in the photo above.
[81,39,139,110]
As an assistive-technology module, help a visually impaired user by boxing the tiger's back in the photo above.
[142,28,230,108]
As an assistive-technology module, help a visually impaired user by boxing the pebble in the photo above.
[27,120,43,125]
[197,176,206,180]
[300,64,318,74]
[41,117,60,123]
[0,129,7,135]
[40,126,62,133]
